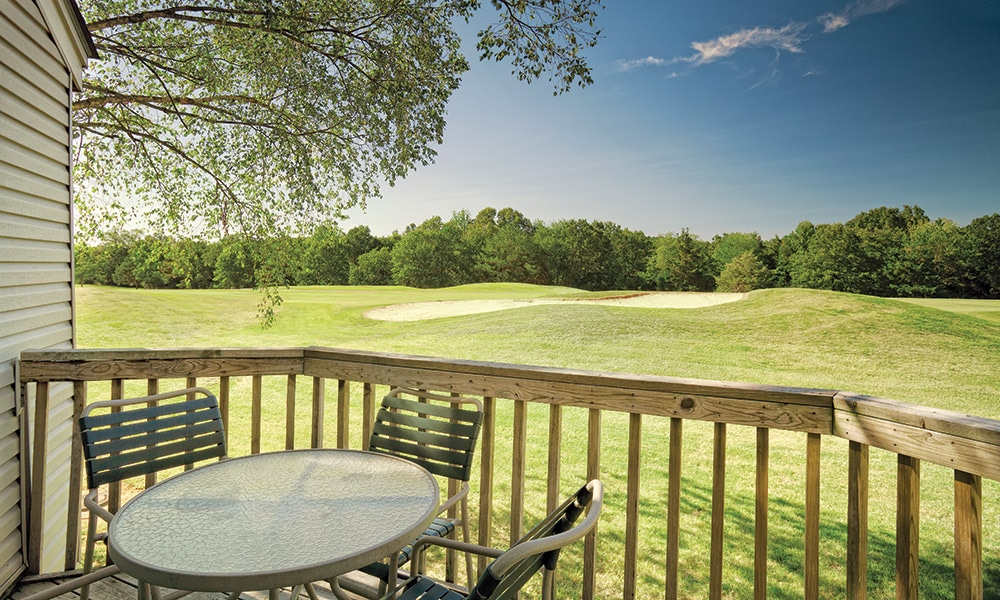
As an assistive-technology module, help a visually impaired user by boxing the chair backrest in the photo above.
[79,387,227,490]
[471,479,604,600]
[368,387,483,483]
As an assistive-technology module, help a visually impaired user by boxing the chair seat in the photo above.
[393,576,466,600]
[360,518,457,581]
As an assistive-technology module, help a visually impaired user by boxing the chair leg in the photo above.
[461,497,474,591]
[81,510,99,600]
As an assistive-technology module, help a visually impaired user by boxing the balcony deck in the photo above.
[14,346,1000,599]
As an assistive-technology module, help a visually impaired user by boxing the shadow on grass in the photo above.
[610,474,982,599]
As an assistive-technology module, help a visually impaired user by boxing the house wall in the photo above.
[1,0,91,584]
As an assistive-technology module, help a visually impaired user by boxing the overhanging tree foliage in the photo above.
[74,0,603,238]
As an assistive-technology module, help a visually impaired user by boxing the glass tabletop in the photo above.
[108,449,439,592]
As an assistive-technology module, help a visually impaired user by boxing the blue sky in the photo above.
[343,0,1000,240]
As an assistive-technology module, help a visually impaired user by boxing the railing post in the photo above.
[510,399,527,545]
[65,381,86,571]
[311,377,324,449]
[583,408,601,600]
[665,417,683,600]
[709,422,726,600]
[28,381,48,574]
[848,441,869,600]
[954,470,982,600]
[754,427,769,600]
[285,375,296,450]
[897,455,920,600]
[251,375,262,454]
[624,413,642,600]
[337,380,349,449]
[805,432,821,600]
[477,396,496,578]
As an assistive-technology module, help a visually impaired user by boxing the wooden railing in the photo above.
[18,347,1000,599]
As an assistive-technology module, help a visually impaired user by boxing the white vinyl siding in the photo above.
[1,0,80,588]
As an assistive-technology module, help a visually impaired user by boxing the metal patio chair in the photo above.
[360,387,484,592]
[378,479,604,600]
[78,387,227,600]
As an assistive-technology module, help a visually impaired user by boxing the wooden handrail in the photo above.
[18,346,1000,599]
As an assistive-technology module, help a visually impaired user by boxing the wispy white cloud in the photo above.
[687,23,809,65]
[617,0,907,77]
[616,56,668,71]
[820,0,907,33]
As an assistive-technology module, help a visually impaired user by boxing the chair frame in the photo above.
[365,387,484,591]
[385,479,604,600]
[78,387,227,600]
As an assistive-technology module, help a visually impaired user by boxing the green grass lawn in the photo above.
[896,297,1000,325]
[74,285,1000,599]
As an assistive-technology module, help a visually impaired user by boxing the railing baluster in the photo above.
[219,376,231,447]
[337,380,349,449]
[710,422,726,600]
[145,379,159,485]
[954,470,982,600]
[624,412,642,600]
[251,375,262,454]
[362,383,376,450]
[477,396,496,578]
[108,379,123,514]
[805,432,821,600]
[546,404,563,512]
[665,417,683,600]
[285,375,296,450]
[754,427,769,600]
[848,441,869,600]
[510,399,527,544]
[583,408,601,600]
[311,377,324,449]
[897,454,920,600]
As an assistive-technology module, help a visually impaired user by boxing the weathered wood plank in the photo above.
[836,392,1000,447]
[19,351,305,382]
[835,411,1000,481]
[306,358,833,433]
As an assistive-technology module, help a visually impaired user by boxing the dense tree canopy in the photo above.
[74,0,603,239]
[76,206,1000,305]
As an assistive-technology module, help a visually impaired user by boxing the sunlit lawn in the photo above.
[75,285,1000,599]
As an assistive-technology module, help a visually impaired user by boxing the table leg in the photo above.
[386,554,400,595]
[225,593,241,600]
[304,583,320,600]
[269,589,279,600]
[327,579,353,600]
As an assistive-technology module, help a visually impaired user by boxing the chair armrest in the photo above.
[84,489,114,523]
[435,481,469,515]
[411,535,504,560]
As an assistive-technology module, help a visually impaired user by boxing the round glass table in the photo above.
[108,449,439,597]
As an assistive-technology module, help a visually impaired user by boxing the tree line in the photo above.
[76,205,1000,299]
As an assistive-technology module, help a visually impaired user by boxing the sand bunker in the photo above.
[365,292,746,322]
